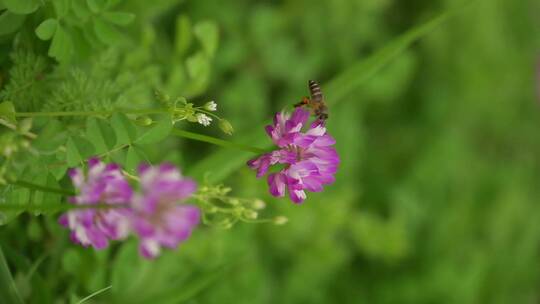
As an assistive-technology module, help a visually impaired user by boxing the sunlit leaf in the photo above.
[3,0,40,14]
[194,20,218,58]
[48,25,73,62]
[53,0,70,17]
[35,18,58,41]
[86,0,104,13]
[33,120,66,154]
[93,17,124,45]
[135,120,172,145]
[102,11,135,26]
[72,0,90,19]
[125,145,144,174]
[66,136,95,166]
[86,117,116,154]
[0,101,16,124]
[111,113,137,145]
[174,15,192,57]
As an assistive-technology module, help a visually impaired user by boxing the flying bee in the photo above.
[294,80,328,121]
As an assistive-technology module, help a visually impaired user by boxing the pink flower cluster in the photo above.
[247,108,339,203]
[59,158,199,259]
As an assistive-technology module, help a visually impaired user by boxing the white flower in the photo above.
[204,101,217,111]
[196,113,212,126]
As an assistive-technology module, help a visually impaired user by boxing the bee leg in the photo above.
[294,96,310,108]
[318,113,328,120]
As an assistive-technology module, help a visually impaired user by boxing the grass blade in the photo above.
[187,8,459,183]
[0,246,24,304]
[77,285,112,304]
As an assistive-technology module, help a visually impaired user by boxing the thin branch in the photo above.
[171,129,266,154]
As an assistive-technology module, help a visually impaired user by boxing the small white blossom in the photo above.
[204,101,217,111]
[196,113,212,126]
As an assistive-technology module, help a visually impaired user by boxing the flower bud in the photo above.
[154,90,171,106]
[17,118,32,134]
[221,222,233,229]
[243,210,258,220]
[218,119,234,135]
[135,116,153,126]
[205,206,218,213]
[273,216,288,225]
[252,199,266,210]
[203,101,217,111]
[19,139,30,149]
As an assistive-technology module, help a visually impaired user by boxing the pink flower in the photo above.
[130,163,200,259]
[247,108,339,203]
[59,158,132,249]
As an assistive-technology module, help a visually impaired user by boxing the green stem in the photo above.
[7,179,75,196]
[195,108,222,120]
[0,202,129,213]
[14,109,169,118]
[171,129,267,154]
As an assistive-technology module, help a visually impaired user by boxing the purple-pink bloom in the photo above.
[130,163,200,259]
[247,108,339,203]
[59,158,132,249]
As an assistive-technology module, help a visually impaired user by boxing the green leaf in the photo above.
[102,11,135,26]
[93,17,124,45]
[71,27,93,60]
[111,113,137,145]
[0,247,24,304]
[35,18,57,41]
[0,186,20,225]
[44,154,68,180]
[26,167,61,216]
[151,266,228,303]
[194,20,218,58]
[53,0,70,17]
[86,117,116,154]
[48,25,73,62]
[125,145,144,174]
[324,10,451,105]
[72,0,90,19]
[187,9,453,183]
[0,11,25,36]
[86,0,104,13]
[110,147,127,164]
[185,52,210,97]
[104,0,122,9]
[28,170,47,209]
[174,15,192,57]
[3,0,40,14]
[186,52,210,79]
[66,136,95,166]
[0,101,16,124]
[33,120,66,154]
[135,120,172,145]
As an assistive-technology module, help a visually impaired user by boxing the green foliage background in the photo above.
[1,0,540,303]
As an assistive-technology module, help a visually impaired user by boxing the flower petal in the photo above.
[268,173,287,197]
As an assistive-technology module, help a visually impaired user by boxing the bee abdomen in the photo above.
[308,80,323,101]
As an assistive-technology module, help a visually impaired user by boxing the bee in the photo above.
[294,80,328,121]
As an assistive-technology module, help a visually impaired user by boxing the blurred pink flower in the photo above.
[130,163,200,259]
[59,158,132,249]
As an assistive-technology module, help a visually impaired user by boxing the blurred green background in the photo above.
[1,0,540,303]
